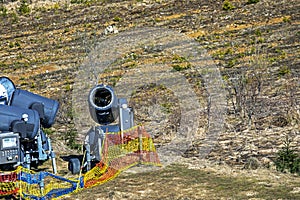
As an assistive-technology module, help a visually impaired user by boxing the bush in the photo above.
[0,5,7,17]
[247,0,260,4]
[19,0,31,15]
[11,12,19,23]
[278,66,291,77]
[65,129,81,150]
[275,135,300,175]
[223,1,235,11]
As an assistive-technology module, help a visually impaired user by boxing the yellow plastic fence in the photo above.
[0,126,161,199]
[84,126,161,188]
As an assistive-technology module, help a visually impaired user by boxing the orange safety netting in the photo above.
[84,126,161,188]
[0,171,18,196]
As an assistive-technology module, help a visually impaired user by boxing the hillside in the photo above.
[0,0,300,199]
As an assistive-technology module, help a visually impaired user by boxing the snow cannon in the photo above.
[0,104,40,140]
[68,84,135,174]
[0,76,58,173]
[0,76,15,105]
[10,89,59,128]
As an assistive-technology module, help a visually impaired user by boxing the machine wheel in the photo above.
[68,158,81,174]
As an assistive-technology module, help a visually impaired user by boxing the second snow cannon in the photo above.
[68,84,135,174]
[88,84,134,130]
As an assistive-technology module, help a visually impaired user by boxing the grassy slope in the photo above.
[0,0,300,199]
[66,162,300,199]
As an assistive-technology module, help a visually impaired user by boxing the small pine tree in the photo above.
[275,135,300,175]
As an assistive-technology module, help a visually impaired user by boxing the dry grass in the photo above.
[64,159,300,199]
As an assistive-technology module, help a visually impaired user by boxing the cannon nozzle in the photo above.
[88,84,119,125]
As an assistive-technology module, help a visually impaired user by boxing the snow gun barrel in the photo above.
[88,84,119,125]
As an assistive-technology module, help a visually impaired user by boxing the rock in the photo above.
[243,157,261,170]
[104,25,119,35]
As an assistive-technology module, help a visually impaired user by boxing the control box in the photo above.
[0,132,20,165]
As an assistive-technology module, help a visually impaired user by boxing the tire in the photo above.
[68,158,81,174]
